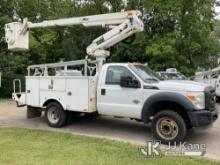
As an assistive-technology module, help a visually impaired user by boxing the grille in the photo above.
[204,86,216,111]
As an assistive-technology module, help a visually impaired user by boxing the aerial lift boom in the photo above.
[5,10,144,72]
[195,66,220,79]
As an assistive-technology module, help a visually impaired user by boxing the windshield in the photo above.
[129,65,162,82]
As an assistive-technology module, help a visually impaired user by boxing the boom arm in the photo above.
[5,10,144,71]
[195,66,220,78]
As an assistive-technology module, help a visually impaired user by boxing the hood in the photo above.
[155,80,209,92]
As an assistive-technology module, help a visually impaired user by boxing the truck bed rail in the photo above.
[27,58,97,77]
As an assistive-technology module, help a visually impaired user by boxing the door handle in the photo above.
[133,100,140,104]
[101,89,106,95]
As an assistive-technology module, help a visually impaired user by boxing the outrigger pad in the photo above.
[27,106,41,119]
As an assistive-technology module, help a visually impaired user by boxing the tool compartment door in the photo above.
[66,78,89,112]
[26,77,39,107]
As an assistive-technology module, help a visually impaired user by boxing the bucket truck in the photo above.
[194,65,220,97]
[157,68,188,80]
[5,11,218,144]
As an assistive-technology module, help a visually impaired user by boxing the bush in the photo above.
[0,74,25,98]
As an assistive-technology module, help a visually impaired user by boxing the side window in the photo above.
[105,66,137,85]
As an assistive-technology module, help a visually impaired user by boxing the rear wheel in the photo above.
[45,102,67,128]
[151,110,186,145]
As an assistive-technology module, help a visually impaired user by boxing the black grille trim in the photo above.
[205,86,216,111]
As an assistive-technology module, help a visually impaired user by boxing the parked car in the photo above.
[157,68,188,80]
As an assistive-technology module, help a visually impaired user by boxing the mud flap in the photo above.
[27,106,42,119]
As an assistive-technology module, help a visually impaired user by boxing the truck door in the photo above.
[26,77,40,107]
[97,65,143,118]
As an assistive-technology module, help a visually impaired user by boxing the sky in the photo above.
[216,6,220,19]
[215,0,220,19]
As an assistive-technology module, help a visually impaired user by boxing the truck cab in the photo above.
[98,63,217,143]
[13,62,218,144]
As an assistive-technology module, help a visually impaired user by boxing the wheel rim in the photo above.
[47,107,60,124]
[156,117,179,141]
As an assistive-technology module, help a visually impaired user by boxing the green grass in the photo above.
[0,128,219,165]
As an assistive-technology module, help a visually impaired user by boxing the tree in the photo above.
[0,0,219,97]
[125,0,220,75]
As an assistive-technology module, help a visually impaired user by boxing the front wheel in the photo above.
[151,110,186,145]
[45,102,67,128]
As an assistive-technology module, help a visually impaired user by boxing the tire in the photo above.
[45,102,67,128]
[151,110,186,145]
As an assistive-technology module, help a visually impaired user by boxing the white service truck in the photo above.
[195,66,220,98]
[5,10,218,144]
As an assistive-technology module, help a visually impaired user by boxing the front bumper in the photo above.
[187,109,218,127]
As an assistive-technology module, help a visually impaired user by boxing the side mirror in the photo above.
[120,76,140,88]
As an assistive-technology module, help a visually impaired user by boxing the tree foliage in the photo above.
[0,0,219,97]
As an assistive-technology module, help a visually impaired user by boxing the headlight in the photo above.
[186,92,205,110]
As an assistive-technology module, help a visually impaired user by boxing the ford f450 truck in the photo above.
[12,61,218,144]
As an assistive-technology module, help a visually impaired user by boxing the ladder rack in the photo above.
[27,58,97,76]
